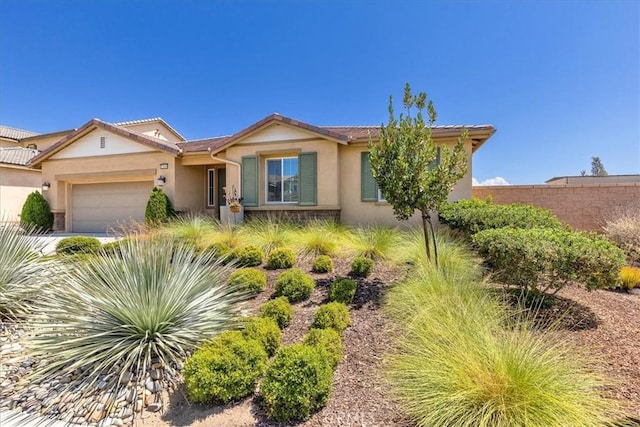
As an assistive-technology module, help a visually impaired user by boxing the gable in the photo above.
[50,128,156,160]
[118,121,183,143]
[238,123,330,144]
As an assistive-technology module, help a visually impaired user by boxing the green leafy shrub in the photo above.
[473,227,626,293]
[274,268,315,303]
[259,297,294,329]
[261,344,333,422]
[26,237,246,408]
[242,316,281,356]
[266,247,297,270]
[328,277,357,304]
[144,187,176,225]
[350,256,374,278]
[231,245,264,267]
[55,236,102,255]
[439,198,566,236]
[202,241,232,263]
[227,268,267,294]
[184,331,267,403]
[303,328,343,370]
[20,191,53,231]
[100,238,130,257]
[311,255,334,273]
[312,302,351,333]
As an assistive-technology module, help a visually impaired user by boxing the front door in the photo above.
[217,168,226,218]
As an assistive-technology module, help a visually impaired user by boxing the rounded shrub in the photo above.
[184,331,267,404]
[20,191,53,231]
[312,302,351,333]
[56,236,102,255]
[100,238,130,257]
[231,245,264,267]
[328,277,357,304]
[274,268,315,303]
[242,316,281,357]
[266,247,297,270]
[311,255,334,273]
[227,268,267,294]
[261,344,333,422]
[259,297,294,329]
[203,241,232,263]
[144,187,175,225]
[350,256,374,278]
[303,328,343,370]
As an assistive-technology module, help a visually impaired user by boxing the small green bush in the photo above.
[328,277,357,304]
[144,187,176,225]
[274,268,315,303]
[261,344,333,422]
[439,198,566,236]
[20,191,53,231]
[303,328,343,370]
[202,241,232,263]
[243,316,281,357]
[473,227,626,293]
[227,268,267,294]
[350,256,374,278]
[100,238,130,257]
[311,255,334,273]
[56,236,102,255]
[312,302,351,333]
[259,297,294,329]
[184,331,267,404]
[266,247,297,270]
[231,245,264,267]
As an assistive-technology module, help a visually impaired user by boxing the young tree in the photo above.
[590,156,608,176]
[368,83,468,266]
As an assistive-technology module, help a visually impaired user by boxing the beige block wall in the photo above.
[472,183,640,231]
[339,140,474,227]
[0,166,42,221]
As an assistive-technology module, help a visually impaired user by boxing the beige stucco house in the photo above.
[14,114,494,233]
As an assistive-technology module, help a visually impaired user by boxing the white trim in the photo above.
[377,188,387,203]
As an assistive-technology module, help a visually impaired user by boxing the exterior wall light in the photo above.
[156,176,166,187]
[42,181,51,191]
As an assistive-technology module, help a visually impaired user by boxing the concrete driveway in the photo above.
[29,233,118,255]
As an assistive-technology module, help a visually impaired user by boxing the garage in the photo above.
[72,181,154,232]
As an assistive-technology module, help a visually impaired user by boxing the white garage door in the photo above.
[72,181,154,233]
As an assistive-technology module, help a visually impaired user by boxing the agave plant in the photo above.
[0,222,48,317]
[25,236,247,406]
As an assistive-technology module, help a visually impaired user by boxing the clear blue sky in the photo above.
[1,1,638,184]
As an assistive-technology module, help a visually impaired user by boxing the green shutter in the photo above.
[241,156,258,207]
[361,151,378,202]
[298,152,317,206]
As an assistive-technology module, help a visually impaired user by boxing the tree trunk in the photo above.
[421,209,432,262]
[427,213,439,268]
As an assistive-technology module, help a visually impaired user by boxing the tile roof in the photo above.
[0,125,39,141]
[321,124,496,141]
[0,147,39,166]
[114,117,186,141]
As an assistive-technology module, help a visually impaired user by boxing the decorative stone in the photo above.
[144,378,162,393]
[149,369,163,380]
[146,402,162,412]
[119,371,134,384]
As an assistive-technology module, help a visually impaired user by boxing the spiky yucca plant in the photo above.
[0,222,48,317]
[26,237,246,396]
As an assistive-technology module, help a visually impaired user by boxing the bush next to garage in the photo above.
[473,227,626,294]
[20,191,54,231]
[144,187,176,225]
[438,198,566,236]
[56,236,102,255]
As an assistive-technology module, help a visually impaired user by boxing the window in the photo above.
[100,136,106,149]
[207,169,215,207]
[266,157,298,203]
[377,189,387,203]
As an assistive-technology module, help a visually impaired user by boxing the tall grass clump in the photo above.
[603,203,640,265]
[210,223,248,249]
[164,214,218,249]
[0,222,48,317]
[293,220,348,258]
[241,218,296,255]
[345,226,401,261]
[385,234,614,427]
[25,237,247,408]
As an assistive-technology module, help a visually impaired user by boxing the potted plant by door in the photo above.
[229,199,242,213]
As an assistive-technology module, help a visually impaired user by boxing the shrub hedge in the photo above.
[259,297,294,329]
[439,199,566,235]
[56,236,102,255]
[261,344,333,422]
[184,331,267,404]
[350,256,374,278]
[311,255,334,273]
[274,268,315,303]
[328,278,357,304]
[20,191,53,231]
[242,316,281,357]
[227,268,267,294]
[266,247,297,270]
[473,227,626,293]
[312,302,351,333]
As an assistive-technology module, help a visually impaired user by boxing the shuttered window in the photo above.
[241,156,258,207]
[298,152,317,206]
[361,151,379,202]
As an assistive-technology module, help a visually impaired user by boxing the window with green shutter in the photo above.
[361,151,379,202]
[241,156,258,207]
[298,152,317,206]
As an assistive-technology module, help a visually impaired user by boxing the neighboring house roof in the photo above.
[115,117,187,141]
[30,118,182,166]
[178,113,496,154]
[0,147,39,166]
[0,125,39,141]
